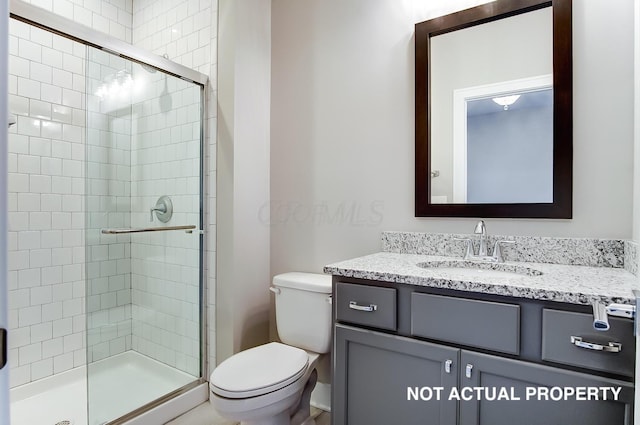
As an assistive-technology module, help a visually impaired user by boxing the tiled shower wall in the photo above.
[132,0,212,75]
[84,50,134,363]
[7,0,135,389]
[22,0,133,43]
[7,20,88,387]
[132,0,218,373]
[7,0,135,388]
[129,70,201,375]
[7,14,140,386]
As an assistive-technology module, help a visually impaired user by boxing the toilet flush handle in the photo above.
[269,286,280,295]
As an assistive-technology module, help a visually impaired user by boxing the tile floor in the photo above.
[167,402,331,425]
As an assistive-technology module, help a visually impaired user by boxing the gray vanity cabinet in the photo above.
[332,278,635,425]
[459,350,634,425]
[334,324,459,425]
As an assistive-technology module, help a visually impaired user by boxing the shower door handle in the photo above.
[0,328,6,370]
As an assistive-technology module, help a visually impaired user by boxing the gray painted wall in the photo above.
[217,0,272,363]
[270,0,635,282]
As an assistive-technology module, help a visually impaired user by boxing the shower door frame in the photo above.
[9,0,208,86]
[8,1,209,423]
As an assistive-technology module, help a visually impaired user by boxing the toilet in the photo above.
[209,272,332,425]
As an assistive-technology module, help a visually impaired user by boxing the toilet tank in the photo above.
[273,272,332,353]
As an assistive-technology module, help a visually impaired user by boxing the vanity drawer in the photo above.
[541,309,635,377]
[411,293,520,355]
[335,282,397,331]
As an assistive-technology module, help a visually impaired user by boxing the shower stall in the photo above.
[7,2,208,424]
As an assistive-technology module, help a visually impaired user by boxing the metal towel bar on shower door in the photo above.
[101,225,197,234]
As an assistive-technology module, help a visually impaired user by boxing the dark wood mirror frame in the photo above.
[415,0,572,218]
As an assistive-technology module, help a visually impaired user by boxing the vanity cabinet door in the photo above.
[459,351,634,425]
[334,324,459,425]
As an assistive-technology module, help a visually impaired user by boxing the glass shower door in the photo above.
[85,46,203,425]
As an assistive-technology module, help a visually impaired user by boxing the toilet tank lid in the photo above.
[273,272,332,293]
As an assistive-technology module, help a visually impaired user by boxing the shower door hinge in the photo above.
[0,328,6,370]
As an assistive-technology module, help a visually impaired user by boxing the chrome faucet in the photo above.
[474,220,488,257]
[456,220,515,263]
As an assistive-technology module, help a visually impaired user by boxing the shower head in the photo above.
[141,63,157,74]
[140,53,170,74]
[8,114,16,128]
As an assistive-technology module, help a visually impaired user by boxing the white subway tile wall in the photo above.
[84,49,134,363]
[128,68,201,376]
[7,20,88,387]
[23,0,134,43]
[133,0,217,374]
[132,0,211,76]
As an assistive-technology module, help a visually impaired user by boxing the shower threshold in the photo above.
[10,351,196,425]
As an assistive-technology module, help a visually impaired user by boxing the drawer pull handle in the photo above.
[465,363,473,379]
[570,336,622,353]
[349,301,377,312]
[444,359,453,374]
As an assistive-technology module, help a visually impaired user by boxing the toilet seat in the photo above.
[210,342,309,398]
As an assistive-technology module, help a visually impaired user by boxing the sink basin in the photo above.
[416,260,543,278]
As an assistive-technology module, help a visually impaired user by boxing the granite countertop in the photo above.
[323,252,640,305]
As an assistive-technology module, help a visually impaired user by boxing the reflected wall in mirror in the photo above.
[415,0,572,218]
[447,76,554,204]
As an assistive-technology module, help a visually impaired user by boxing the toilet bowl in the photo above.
[209,272,332,425]
[210,343,320,425]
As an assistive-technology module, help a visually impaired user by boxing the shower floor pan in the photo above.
[10,351,195,425]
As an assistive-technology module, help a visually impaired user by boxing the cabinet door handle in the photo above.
[349,301,377,312]
[570,336,622,353]
[444,359,453,374]
[465,363,473,379]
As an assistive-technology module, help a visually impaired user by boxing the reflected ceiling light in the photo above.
[96,70,134,100]
[492,94,521,110]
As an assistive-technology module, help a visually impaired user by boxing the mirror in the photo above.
[415,0,572,218]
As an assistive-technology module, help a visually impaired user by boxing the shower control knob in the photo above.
[150,196,173,223]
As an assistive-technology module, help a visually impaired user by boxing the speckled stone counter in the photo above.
[625,240,639,275]
[324,252,640,306]
[381,231,627,268]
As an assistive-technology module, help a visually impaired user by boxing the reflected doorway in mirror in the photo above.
[443,75,553,204]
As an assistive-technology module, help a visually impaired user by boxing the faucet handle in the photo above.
[473,220,486,235]
[492,240,515,263]
[149,196,172,223]
[454,237,474,260]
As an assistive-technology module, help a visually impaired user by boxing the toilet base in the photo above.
[237,369,318,425]
[290,369,317,425]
